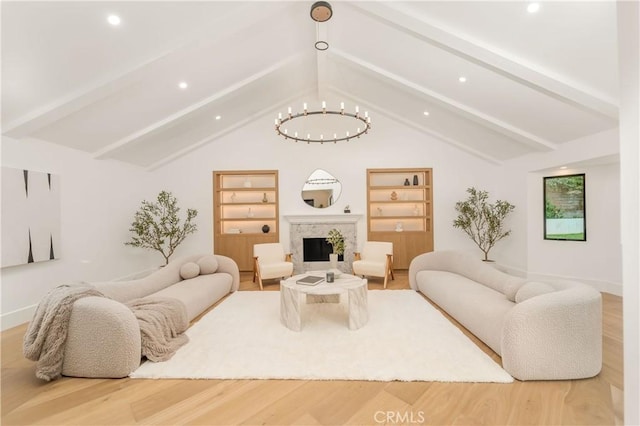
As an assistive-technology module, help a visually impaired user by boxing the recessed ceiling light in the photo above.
[178,81,188,89]
[527,3,540,13]
[107,14,121,26]
[458,76,467,83]
[215,115,222,120]
[560,166,568,170]
[423,111,430,116]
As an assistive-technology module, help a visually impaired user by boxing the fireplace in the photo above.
[303,237,344,262]
[285,214,362,274]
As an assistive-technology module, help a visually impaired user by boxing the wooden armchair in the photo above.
[352,241,394,288]
[253,243,293,290]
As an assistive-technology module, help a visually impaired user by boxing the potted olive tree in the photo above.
[453,187,515,262]
[125,191,198,265]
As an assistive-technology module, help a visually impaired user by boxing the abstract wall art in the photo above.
[1,167,61,267]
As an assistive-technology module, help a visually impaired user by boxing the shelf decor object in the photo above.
[366,168,434,269]
[213,170,279,271]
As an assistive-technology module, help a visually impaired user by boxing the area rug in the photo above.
[130,290,513,382]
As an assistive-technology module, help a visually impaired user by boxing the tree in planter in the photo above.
[453,187,515,261]
[325,228,345,270]
[325,228,345,255]
[125,191,198,265]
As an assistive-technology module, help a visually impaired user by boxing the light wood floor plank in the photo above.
[1,271,624,425]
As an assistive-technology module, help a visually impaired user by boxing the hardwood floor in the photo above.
[1,271,623,425]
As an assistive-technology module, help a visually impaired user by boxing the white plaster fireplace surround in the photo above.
[285,214,362,274]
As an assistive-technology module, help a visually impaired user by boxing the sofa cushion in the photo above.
[415,270,514,355]
[180,262,200,280]
[504,279,526,302]
[197,255,219,275]
[515,281,556,303]
[151,273,233,321]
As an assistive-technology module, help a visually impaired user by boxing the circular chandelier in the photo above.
[274,102,372,144]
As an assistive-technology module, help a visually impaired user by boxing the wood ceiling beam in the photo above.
[330,48,558,153]
[94,54,305,160]
[347,2,618,121]
[2,2,291,140]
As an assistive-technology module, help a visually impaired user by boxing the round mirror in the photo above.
[301,169,342,209]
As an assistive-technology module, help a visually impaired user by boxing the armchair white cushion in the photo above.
[352,241,394,288]
[253,243,293,290]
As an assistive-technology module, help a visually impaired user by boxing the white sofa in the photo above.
[408,250,602,381]
[61,253,239,378]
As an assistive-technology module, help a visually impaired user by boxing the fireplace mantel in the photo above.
[284,214,363,224]
[285,214,362,273]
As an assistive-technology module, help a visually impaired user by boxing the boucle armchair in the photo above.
[61,253,239,378]
[409,250,602,381]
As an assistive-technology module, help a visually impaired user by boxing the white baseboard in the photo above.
[1,304,36,332]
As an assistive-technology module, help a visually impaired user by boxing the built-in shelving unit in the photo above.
[366,168,434,269]
[213,170,279,271]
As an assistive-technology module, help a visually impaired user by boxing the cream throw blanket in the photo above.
[23,284,104,381]
[125,297,189,362]
[24,285,189,381]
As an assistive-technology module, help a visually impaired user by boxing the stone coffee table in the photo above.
[280,272,368,331]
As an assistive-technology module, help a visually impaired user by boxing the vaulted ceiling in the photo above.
[2,1,619,170]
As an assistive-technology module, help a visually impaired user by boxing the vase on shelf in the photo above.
[262,192,268,203]
[247,208,254,218]
[329,253,338,270]
[404,178,410,186]
[413,175,419,185]
[243,178,252,188]
[230,192,236,203]
[390,191,398,200]
[262,224,270,233]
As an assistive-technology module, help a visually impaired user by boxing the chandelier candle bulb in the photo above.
[274,102,371,143]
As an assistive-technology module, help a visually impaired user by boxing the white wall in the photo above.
[526,163,621,294]
[151,111,504,262]
[617,1,640,423]
[500,129,622,295]
[1,136,159,330]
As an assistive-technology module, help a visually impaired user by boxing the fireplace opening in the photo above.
[303,237,344,262]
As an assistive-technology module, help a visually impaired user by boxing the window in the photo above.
[543,174,586,241]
